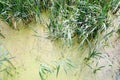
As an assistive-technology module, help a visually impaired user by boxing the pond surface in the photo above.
[0,14,120,80]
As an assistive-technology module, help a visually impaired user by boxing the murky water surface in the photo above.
[0,14,120,80]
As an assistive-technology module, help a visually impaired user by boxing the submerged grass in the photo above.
[39,58,75,80]
[0,44,15,80]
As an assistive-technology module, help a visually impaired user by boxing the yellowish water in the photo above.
[0,13,120,80]
[0,21,81,80]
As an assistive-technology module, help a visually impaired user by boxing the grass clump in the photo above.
[47,0,110,45]
[0,0,52,29]
[47,0,120,64]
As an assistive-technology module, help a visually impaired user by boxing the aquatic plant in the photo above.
[0,44,14,80]
[39,58,75,80]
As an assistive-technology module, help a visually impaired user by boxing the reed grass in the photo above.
[39,58,75,80]
[0,44,14,79]
[0,0,119,30]
[47,0,119,50]
[0,0,51,29]
[47,0,108,44]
